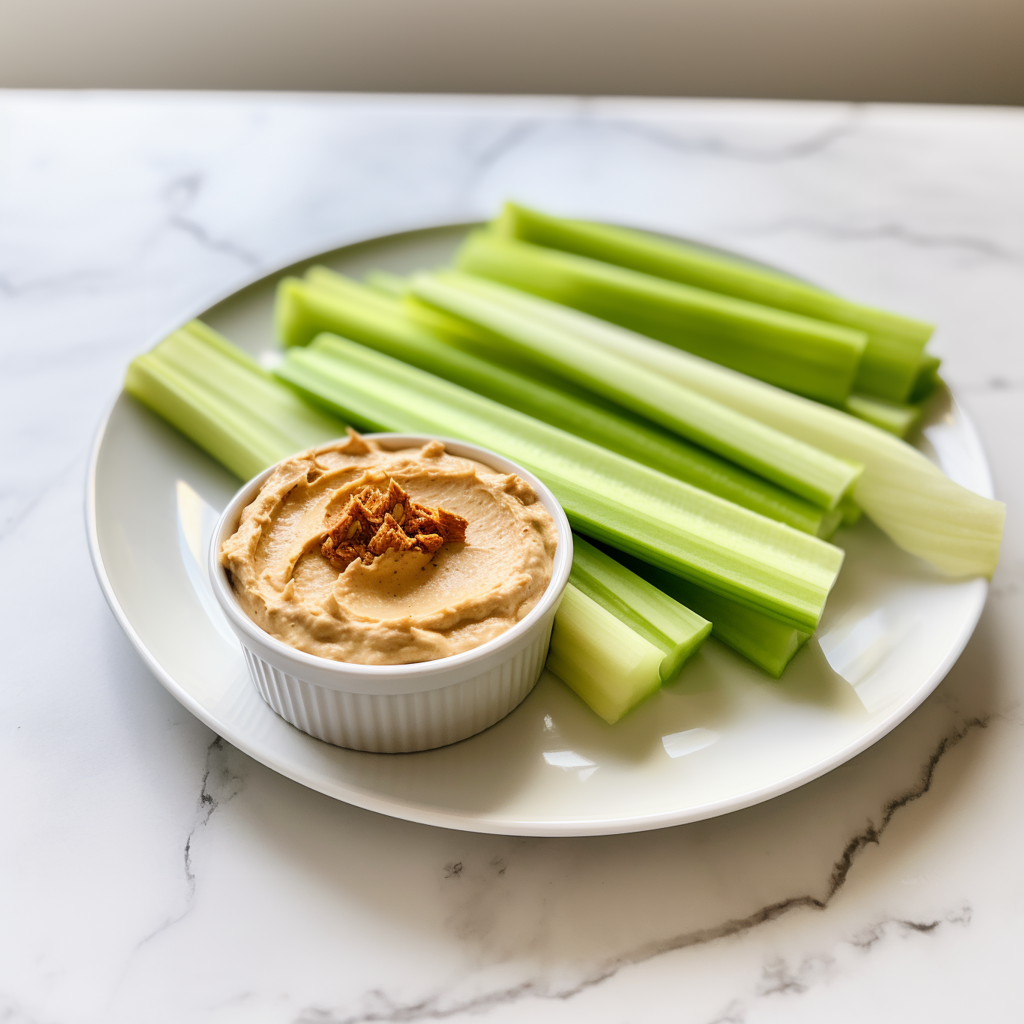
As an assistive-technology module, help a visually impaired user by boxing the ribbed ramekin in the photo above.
[209,434,572,753]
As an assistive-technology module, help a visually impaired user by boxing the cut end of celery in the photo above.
[364,269,411,298]
[275,277,319,348]
[126,319,345,481]
[569,536,711,685]
[844,392,923,438]
[546,585,665,724]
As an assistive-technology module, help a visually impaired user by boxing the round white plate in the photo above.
[86,222,992,837]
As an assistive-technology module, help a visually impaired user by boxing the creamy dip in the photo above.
[220,433,559,665]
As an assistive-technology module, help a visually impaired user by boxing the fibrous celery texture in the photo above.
[517,301,1002,578]
[495,203,937,404]
[548,536,713,723]
[569,536,711,683]
[546,584,665,724]
[276,333,846,632]
[842,393,923,439]
[603,542,810,678]
[410,270,862,510]
[125,320,343,479]
[276,269,840,536]
[456,229,868,405]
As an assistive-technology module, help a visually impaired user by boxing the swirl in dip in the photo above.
[220,432,558,665]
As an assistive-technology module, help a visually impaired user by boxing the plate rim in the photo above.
[85,220,993,837]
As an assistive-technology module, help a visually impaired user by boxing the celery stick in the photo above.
[843,392,923,438]
[839,496,863,527]
[546,584,665,724]
[519,305,1001,577]
[125,324,344,479]
[456,230,867,405]
[362,269,410,298]
[602,544,810,678]
[277,335,845,631]
[180,319,274,376]
[497,203,933,403]
[910,353,942,402]
[155,326,343,452]
[412,271,862,510]
[127,354,289,480]
[276,272,837,535]
[570,536,711,683]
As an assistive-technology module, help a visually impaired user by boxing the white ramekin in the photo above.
[209,433,572,753]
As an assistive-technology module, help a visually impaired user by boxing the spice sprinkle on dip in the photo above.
[220,432,559,666]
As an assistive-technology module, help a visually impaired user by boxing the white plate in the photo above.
[86,223,992,837]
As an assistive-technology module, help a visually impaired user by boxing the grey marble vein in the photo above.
[737,216,1022,262]
[599,107,863,164]
[121,736,243,961]
[294,717,989,1024]
[703,905,973,1023]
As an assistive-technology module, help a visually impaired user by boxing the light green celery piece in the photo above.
[522,306,1001,577]
[126,354,289,480]
[413,270,862,510]
[843,392,923,438]
[280,273,466,351]
[604,544,810,678]
[125,324,344,479]
[570,536,711,683]
[180,319,273,375]
[276,335,845,632]
[155,325,344,451]
[495,203,934,403]
[456,230,867,405]
[274,270,836,535]
[546,584,665,724]
[362,269,411,298]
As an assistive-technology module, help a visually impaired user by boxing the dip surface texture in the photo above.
[220,435,559,665]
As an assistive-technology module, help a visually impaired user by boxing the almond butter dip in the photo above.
[220,433,558,665]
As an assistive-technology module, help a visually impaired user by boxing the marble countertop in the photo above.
[2,92,1022,1024]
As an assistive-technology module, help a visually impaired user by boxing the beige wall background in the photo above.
[1,0,1021,103]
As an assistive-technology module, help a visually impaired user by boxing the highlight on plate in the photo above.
[125,201,1005,728]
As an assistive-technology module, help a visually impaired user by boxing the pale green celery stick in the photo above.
[570,536,710,683]
[276,336,845,632]
[522,307,1001,577]
[413,271,862,510]
[181,320,273,375]
[155,326,344,452]
[547,584,665,724]
[274,271,835,535]
[910,353,942,402]
[125,324,344,479]
[126,355,287,480]
[127,358,336,481]
[602,544,810,678]
[456,230,867,405]
[496,203,933,403]
[362,270,410,298]
[278,277,326,347]
[843,392,923,438]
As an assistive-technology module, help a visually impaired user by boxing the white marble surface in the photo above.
[2,92,1023,1023]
